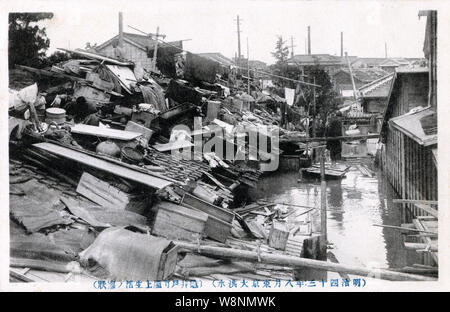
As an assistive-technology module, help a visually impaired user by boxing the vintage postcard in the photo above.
[0,0,448,295]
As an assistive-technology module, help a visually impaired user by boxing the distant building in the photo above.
[352,57,427,71]
[359,73,395,114]
[332,67,389,100]
[287,54,351,74]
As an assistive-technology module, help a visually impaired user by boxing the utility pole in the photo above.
[307,26,311,55]
[319,146,327,259]
[152,26,160,72]
[312,77,316,138]
[247,37,250,95]
[234,15,242,63]
[340,32,343,58]
[290,36,296,59]
[345,52,358,101]
[385,42,388,58]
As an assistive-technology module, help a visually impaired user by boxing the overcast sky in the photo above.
[37,0,427,64]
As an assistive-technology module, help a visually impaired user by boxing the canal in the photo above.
[251,163,421,277]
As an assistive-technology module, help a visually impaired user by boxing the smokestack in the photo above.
[341,32,343,58]
[307,26,311,55]
[385,42,387,58]
[118,12,124,48]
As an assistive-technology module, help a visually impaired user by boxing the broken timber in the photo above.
[281,134,380,143]
[70,124,142,141]
[175,242,436,281]
[33,142,172,189]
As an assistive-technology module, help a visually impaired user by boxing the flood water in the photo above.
[251,163,421,274]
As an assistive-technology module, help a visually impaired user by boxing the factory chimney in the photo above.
[307,26,311,55]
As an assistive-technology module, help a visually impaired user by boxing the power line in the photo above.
[126,24,321,88]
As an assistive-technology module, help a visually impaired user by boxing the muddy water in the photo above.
[251,165,421,273]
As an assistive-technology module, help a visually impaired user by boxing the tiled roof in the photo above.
[96,32,183,52]
[287,54,346,65]
[359,73,395,98]
[198,53,234,66]
[335,68,389,83]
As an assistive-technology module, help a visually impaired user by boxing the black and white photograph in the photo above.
[1,0,448,294]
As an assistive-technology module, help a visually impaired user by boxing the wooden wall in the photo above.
[381,127,437,210]
[97,41,154,70]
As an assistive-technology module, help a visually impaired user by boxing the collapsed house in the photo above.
[8,41,321,283]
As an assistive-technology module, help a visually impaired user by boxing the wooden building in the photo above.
[95,13,182,72]
[380,67,437,208]
[332,67,388,100]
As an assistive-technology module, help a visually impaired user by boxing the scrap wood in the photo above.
[386,266,438,276]
[372,223,437,235]
[392,199,438,205]
[61,196,148,228]
[11,234,77,262]
[245,219,268,240]
[10,198,73,233]
[58,48,134,66]
[10,269,35,282]
[33,142,174,189]
[70,124,142,141]
[175,242,436,281]
[404,242,438,252]
[10,258,82,274]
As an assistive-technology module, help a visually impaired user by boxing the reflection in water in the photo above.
[251,166,421,272]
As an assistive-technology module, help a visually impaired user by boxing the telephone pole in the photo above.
[234,15,242,62]
[290,36,297,59]
[247,37,250,95]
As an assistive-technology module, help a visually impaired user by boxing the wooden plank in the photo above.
[268,221,289,251]
[76,172,147,214]
[33,142,172,189]
[58,48,134,66]
[153,140,193,152]
[152,201,208,241]
[182,193,234,223]
[404,242,438,252]
[175,242,436,281]
[412,218,438,265]
[70,124,141,140]
[413,204,438,218]
[372,223,437,234]
[392,199,438,205]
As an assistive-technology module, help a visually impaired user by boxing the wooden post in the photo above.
[320,146,327,254]
[312,78,316,138]
[175,242,436,281]
[152,26,160,72]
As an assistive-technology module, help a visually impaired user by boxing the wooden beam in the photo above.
[281,134,380,143]
[392,199,438,205]
[404,242,438,252]
[33,142,173,189]
[372,223,437,235]
[175,242,436,281]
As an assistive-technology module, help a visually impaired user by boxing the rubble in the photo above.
[10,40,430,284]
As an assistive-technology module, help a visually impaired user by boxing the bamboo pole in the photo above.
[372,224,437,235]
[175,242,436,281]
